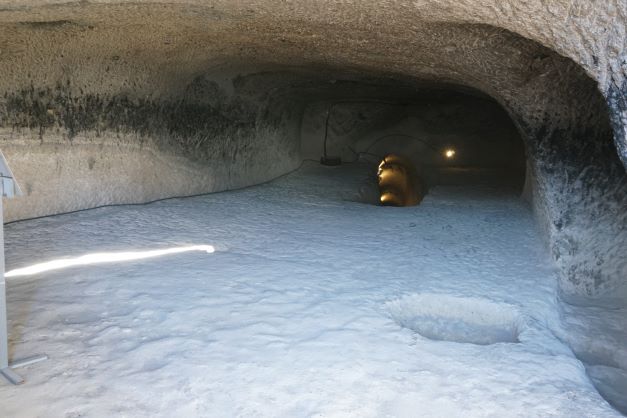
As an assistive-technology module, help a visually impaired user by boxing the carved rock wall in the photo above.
[0,1,624,301]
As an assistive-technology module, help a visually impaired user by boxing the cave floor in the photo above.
[0,162,622,417]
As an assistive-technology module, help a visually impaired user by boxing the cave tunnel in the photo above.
[300,86,529,206]
[0,1,626,415]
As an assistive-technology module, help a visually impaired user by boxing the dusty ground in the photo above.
[0,163,622,417]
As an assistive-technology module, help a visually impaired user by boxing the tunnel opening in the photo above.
[0,2,625,414]
[377,154,425,207]
[300,87,528,206]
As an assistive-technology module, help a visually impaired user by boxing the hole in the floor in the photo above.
[387,294,521,345]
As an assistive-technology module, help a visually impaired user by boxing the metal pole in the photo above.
[0,194,7,370]
[0,156,47,385]
[0,193,24,384]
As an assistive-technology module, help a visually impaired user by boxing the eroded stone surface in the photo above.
[0,1,624,299]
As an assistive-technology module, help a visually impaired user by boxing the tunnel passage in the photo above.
[0,1,625,412]
[301,88,529,204]
[0,3,624,309]
[377,154,424,207]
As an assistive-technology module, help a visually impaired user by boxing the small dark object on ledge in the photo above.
[320,156,342,166]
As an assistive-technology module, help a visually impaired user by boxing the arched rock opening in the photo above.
[300,88,528,191]
[0,2,625,305]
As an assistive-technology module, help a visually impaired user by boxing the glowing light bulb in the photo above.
[444,149,456,159]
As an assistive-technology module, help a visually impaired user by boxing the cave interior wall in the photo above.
[0,2,624,303]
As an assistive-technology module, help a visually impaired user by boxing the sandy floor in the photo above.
[0,162,622,417]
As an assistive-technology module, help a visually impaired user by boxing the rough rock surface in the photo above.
[0,1,625,300]
[2,162,624,416]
